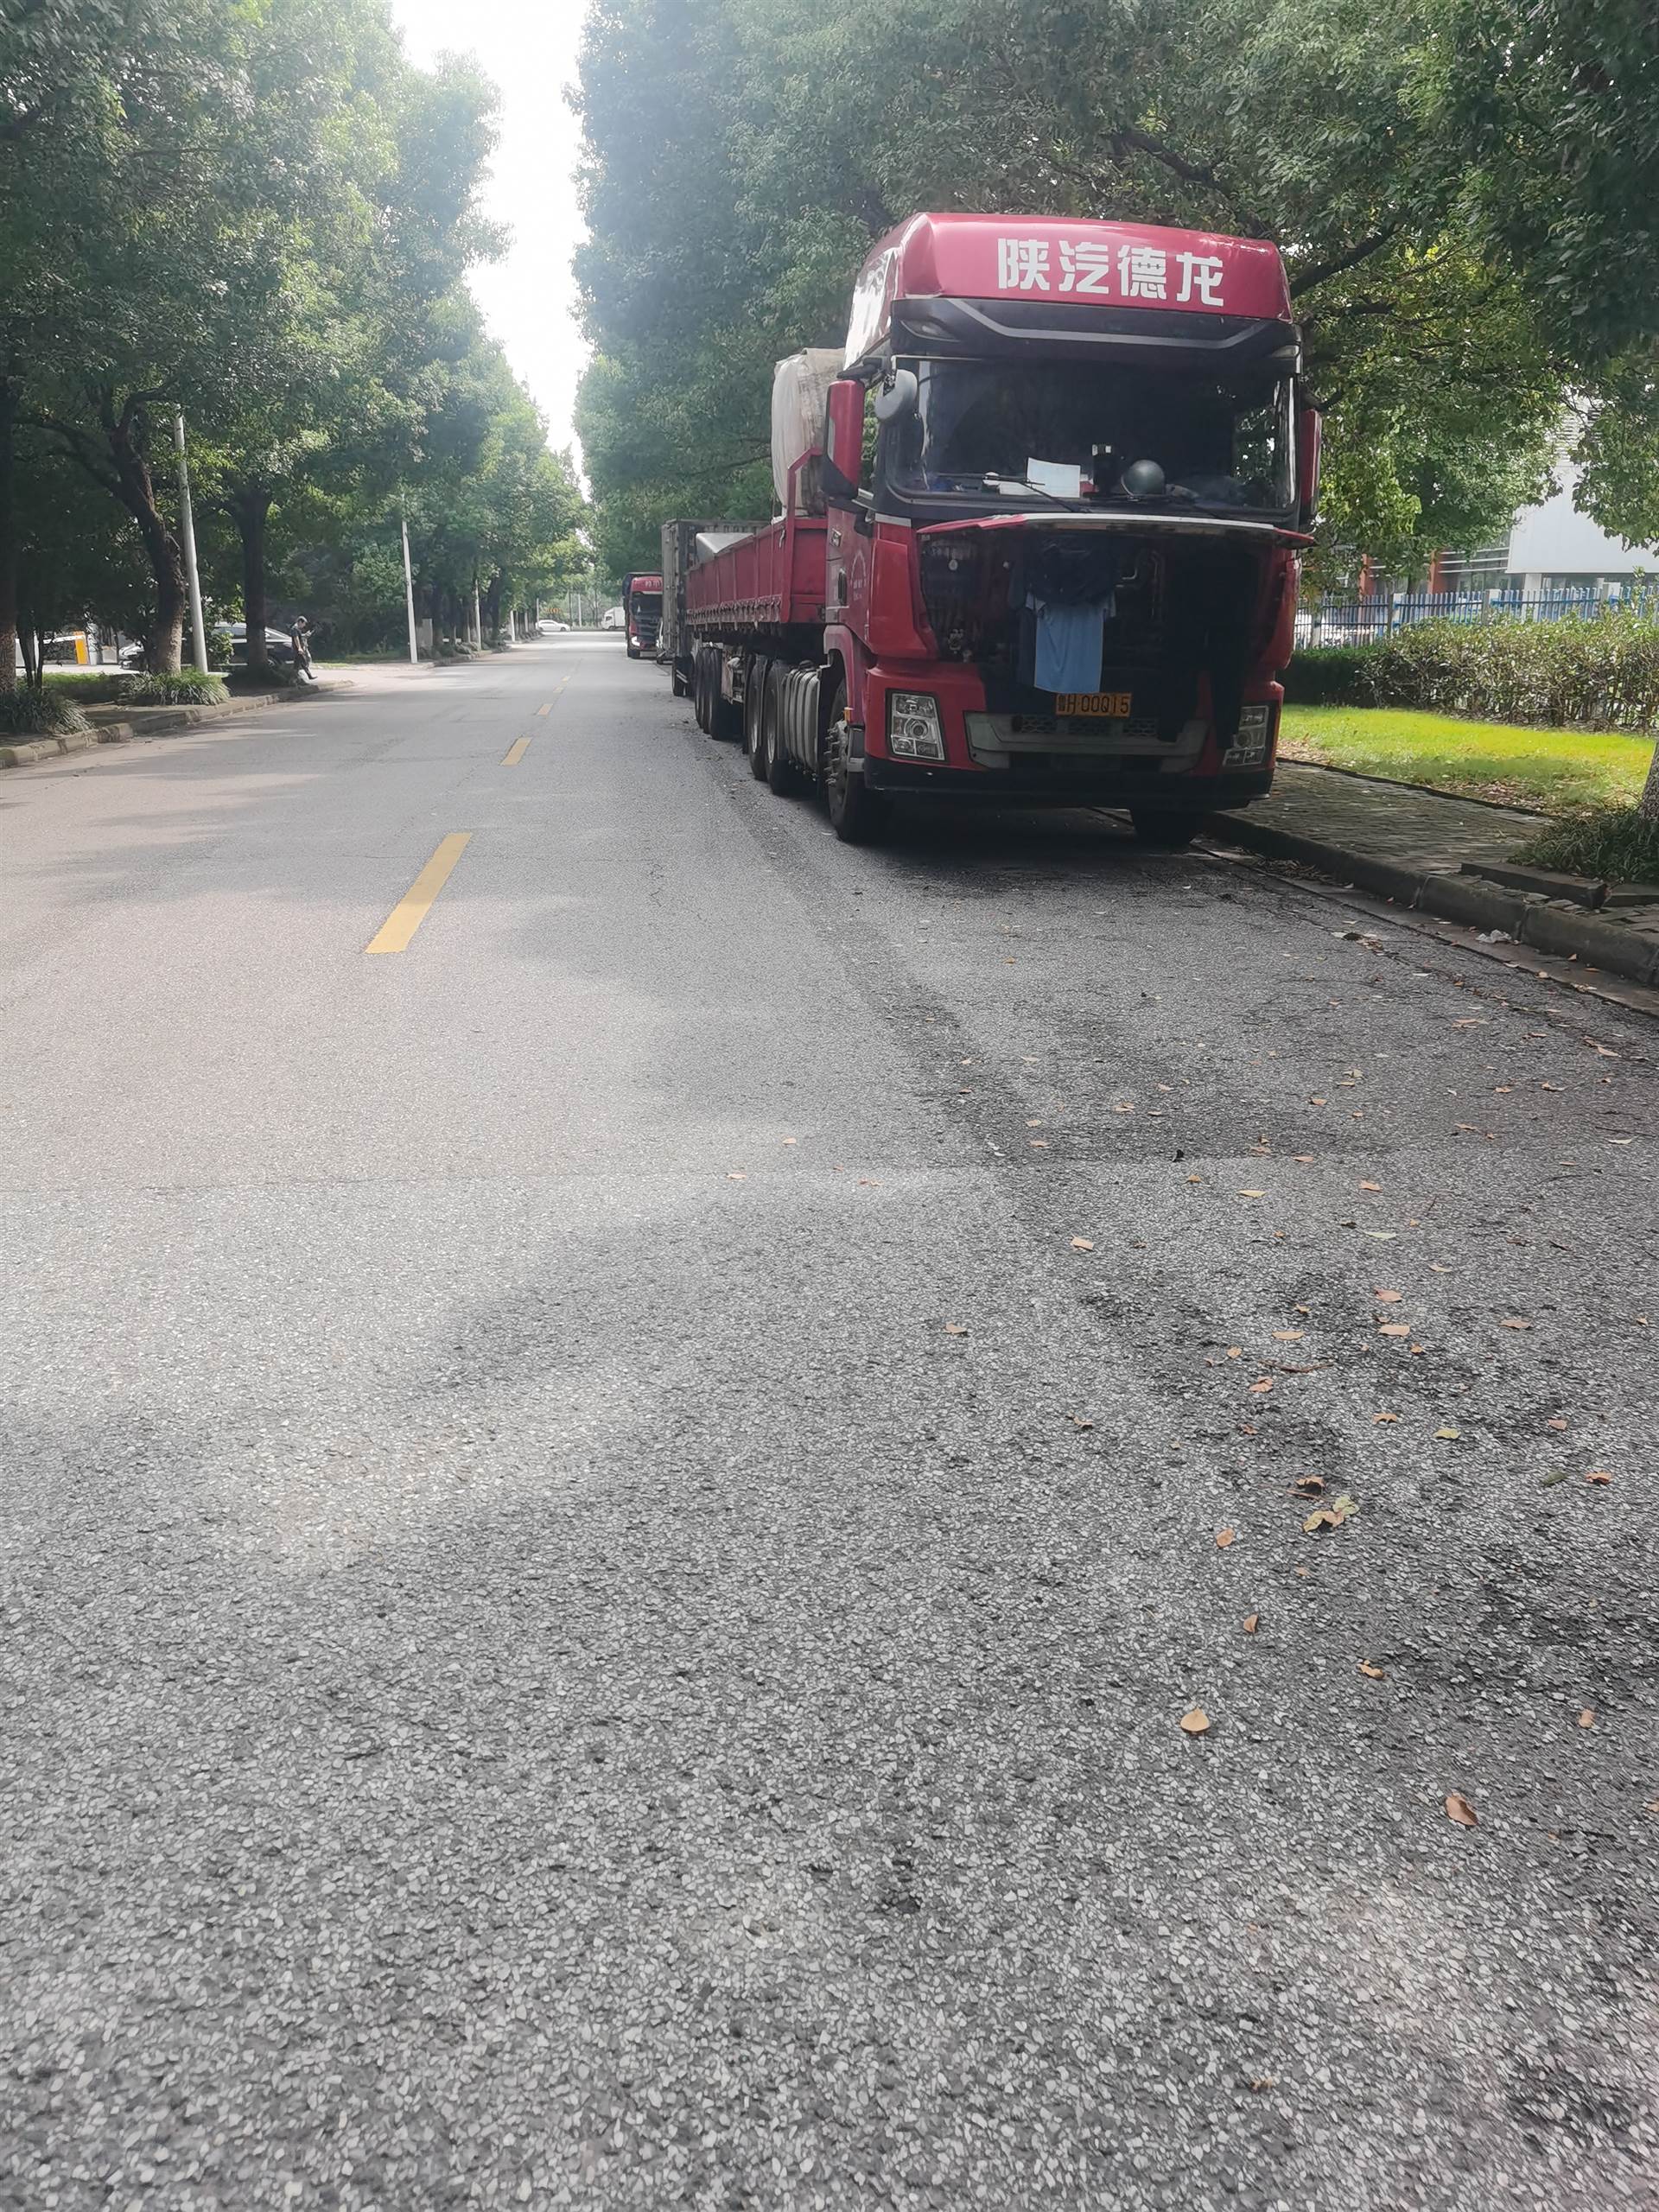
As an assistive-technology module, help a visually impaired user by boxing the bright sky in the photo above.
[388,0,589,467]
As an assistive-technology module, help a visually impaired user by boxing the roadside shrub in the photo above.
[1512,805,1659,882]
[1288,609,1659,730]
[1281,643,1389,706]
[0,685,92,736]
[125,669,230,706]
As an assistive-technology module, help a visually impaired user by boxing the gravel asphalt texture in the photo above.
[3,642,1656,2210]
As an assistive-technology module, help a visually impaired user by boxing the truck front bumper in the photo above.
[861,755,1274,810]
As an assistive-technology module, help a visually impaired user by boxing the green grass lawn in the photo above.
[1279,704,1655,815]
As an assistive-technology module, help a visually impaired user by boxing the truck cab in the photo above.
[622,574,663,659]
[817,213,1317,842]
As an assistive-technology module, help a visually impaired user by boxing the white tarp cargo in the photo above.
[770,349,842,511]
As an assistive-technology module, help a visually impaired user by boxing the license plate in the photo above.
[1054,691,1132,717]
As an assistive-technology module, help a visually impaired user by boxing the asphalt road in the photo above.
[3,641,1656,2212]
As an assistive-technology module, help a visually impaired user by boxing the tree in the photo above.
[571,0,1656,578]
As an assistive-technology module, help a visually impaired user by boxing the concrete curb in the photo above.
[0,725,101,769]
[3,682,345,771]
[1209,805,1659,990]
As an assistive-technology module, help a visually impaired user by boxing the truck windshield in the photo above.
[882,359,1294,515]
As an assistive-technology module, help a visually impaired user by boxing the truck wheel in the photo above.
[1128,805,1206,850]
[765,663,798,795]
[745,658,771,773]
[692,649,709,730]
[824,689,888,844]
[671,658,689,697]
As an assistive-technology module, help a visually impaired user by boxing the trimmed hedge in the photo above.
[1287,611,1659,731]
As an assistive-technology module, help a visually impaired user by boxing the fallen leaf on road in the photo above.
[944,1322,968,1337]
[1379,1323,1411,1337]
[1179,1707,1211,1736]
[781,1136,798,1146]
[1546,1418,1568,1431]
[1540,1469,1571,1487]
[1186,1174,1204,1183]
[1376,1289,1402,1303]
[1112,1103,1135,1114]
[1359,1179,1382,1192]
[1029,1139,1049,1149]
[1303,1509,1343,1532]
[1358,1662,1387,1680]
[1226,1346,1243,1359]
[1071,1416,1094,1430]
[1293,1154,1316,1163]
[1434,1427,1461,1440]
[1445,1793,1479,1827]
[1409,1342,1427,1354]
[1249,2076,1276,2092]
[857,1177,881,1186]
[1500,1317,1532,1330]
[1310,1096,1326,1104]
[1585,1470,1613,1485]
[727,1171,747,1181]
[1026,1119,1044,1128]
[1243,1614,1260,1634]
[1216,1528,1236,1548]
[1293,1475,1325,1498]
[1273,1329,1305,1341]
[1374,1412,1400,1424]
[1332,1493,1359,1520]
[1237,1188,1266,1198]
[1070,1236,1095,1251]
[1249,1377,1274,1395]
[1578,1708,1596,1728]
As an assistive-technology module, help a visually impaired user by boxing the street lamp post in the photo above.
[172,410,210,674]
[400,505,419,665]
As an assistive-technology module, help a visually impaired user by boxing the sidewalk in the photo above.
[1211,759,1659,989]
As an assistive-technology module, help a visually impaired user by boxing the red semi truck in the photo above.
[622,573,663,659]
[664,212,1319,844]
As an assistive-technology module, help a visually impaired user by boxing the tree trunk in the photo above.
[232,485,273,673]
[484,574,501,642]
[0,381,17,693]
[1640,745,1659,821]
[99,394,186,672]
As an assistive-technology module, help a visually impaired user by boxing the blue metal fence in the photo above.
[1296,588,1658,649]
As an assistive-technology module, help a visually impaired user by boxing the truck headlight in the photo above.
[887,692,944,760]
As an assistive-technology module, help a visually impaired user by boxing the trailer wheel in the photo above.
[764,663,800,795]
[671,657,689,698]
[745,658,771,774]
[711,671,741,742]
[1128,805,1206,850]
[824,686,888,844]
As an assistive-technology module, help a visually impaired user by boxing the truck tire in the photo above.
[764,663,800,795]
[692,648,710,730]
[711,676,741,742]
[823,685,888,844]
[1128,805,1206,850]
[671,658,689,697]
[745,658,771,774]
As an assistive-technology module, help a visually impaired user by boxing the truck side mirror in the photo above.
[823,378,867,504]
[873,368,918,424]
[1296,403,1322,531]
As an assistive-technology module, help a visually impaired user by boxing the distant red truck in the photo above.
[662,211,1319,844]
[621,573,663,659]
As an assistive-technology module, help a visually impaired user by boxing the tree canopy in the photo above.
[0,0,584,681]
[573,0,1659,580]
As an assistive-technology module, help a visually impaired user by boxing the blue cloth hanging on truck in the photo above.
[1027,595,1110,694]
